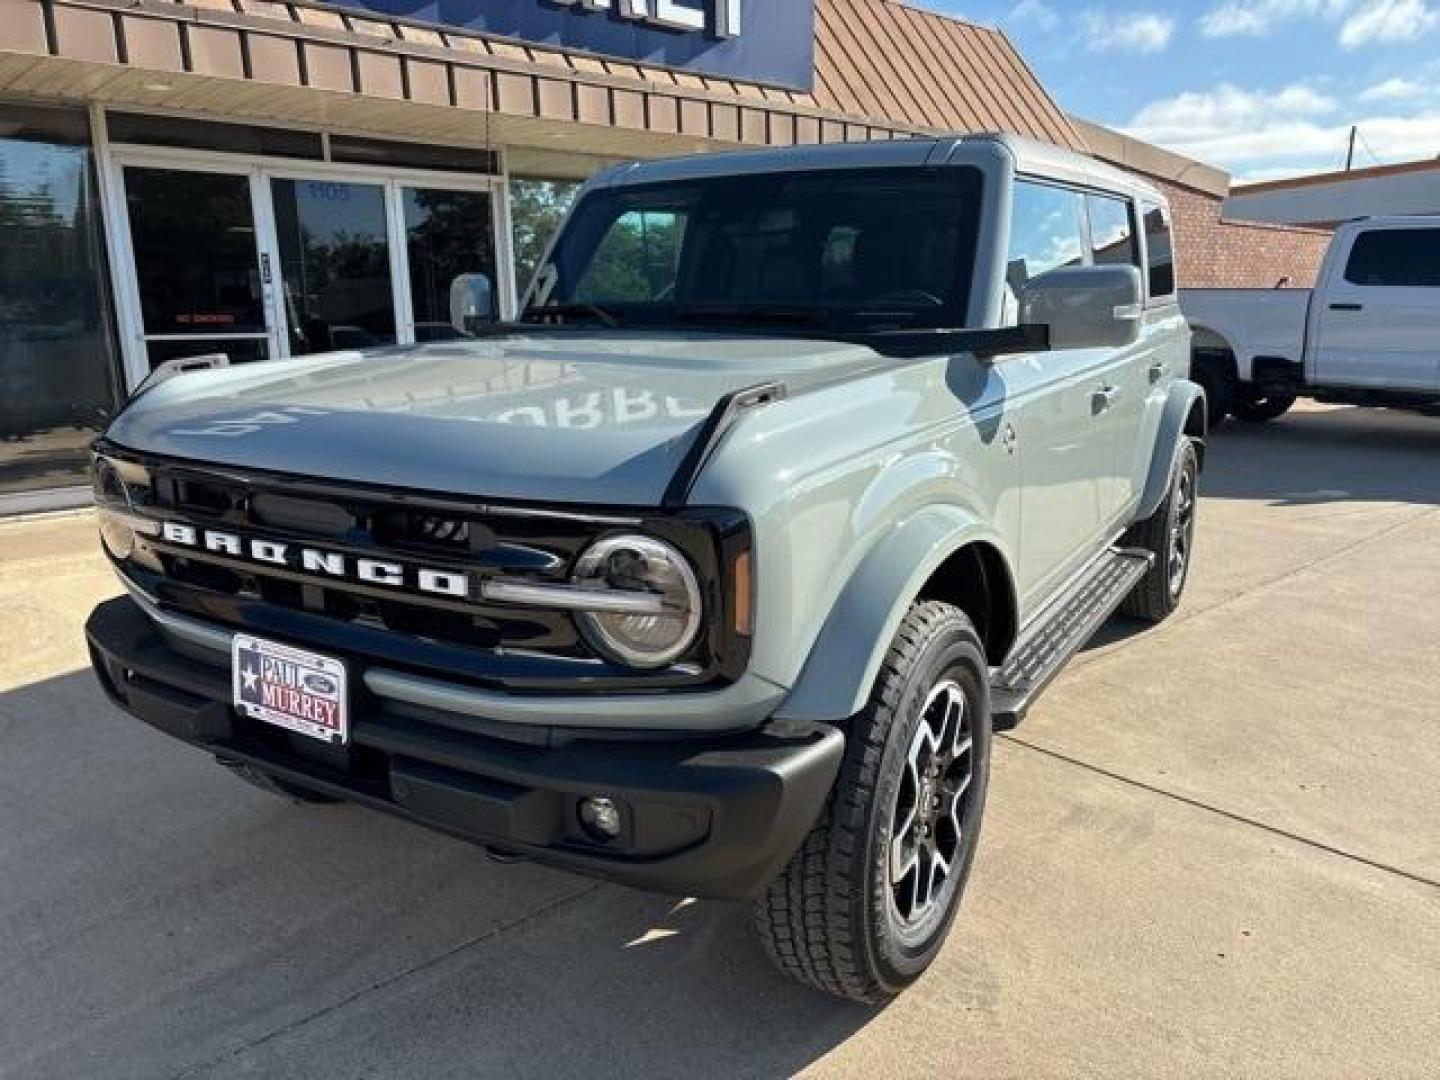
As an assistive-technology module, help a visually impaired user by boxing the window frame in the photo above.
[1137,198,1177,304]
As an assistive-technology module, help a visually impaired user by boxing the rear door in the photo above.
[1084,191,1151,526]
[1312,224,1440,391]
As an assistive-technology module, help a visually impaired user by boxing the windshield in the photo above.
[528,167,983,333]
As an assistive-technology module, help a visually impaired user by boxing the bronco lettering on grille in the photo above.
[159,521,472,600]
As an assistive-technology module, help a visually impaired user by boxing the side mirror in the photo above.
[449,273,496,336]
[1018,265,1143,351]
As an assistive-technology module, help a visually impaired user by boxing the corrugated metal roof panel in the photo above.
[811,1,1085,150]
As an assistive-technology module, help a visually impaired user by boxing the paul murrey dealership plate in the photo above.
[232,634,348,745]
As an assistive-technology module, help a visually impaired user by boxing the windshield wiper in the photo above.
[673,304,835,327]
[522,302,620,328]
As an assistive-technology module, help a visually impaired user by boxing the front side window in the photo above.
[1344,229,1440,287]
[1005,181,1087,294]
[1087,194,1138,270]
[1141,201,1175,298]
[536,167,984,333]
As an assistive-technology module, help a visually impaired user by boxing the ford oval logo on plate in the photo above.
[303,673,338,695]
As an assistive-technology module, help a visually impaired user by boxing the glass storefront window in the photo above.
[0,105,119,496]
[509,177,582,303]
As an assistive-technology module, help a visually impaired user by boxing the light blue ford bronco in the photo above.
[87,135,1204,1002]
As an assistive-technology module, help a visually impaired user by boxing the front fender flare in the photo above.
[1135,378,1206,523]
[773,505,1007,723]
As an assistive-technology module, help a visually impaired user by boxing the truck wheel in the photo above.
[1120,439,1199,623]
[754,602,991,1003]
[219,759,341,804]
[1191,363,1233,431]
[1232,390,1296,423]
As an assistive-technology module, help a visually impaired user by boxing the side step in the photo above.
[991,547,1154,729]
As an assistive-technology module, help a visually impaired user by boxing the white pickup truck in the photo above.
[1181,216,1440,424]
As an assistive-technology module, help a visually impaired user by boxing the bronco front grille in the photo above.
[94,446,752,692]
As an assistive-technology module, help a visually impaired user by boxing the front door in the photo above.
[118,164,282,374]
[1312,224,1440,392]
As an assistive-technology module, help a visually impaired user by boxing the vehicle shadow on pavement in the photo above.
[1201,406,1440,507]
[0,670,877,1080]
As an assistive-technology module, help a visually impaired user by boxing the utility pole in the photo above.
[1345,125,1357,172]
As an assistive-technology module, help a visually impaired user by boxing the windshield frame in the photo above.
[523,165,985,335]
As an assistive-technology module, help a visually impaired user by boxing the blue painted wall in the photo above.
[328,1,817,90]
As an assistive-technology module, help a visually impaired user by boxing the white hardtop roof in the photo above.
[590,133,1166,206]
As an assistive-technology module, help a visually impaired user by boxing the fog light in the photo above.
[578,796,622,842]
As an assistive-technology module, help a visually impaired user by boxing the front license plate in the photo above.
[232,633,348,745]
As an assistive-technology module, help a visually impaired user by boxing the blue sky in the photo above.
[923,0,1440,181]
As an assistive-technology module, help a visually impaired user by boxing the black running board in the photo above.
[991,547,1154,729]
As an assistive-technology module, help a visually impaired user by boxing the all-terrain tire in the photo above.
[753,602,992,1003]
[1232,390,1296,423]
[1120,439,1199,623]
[219,759,341,804]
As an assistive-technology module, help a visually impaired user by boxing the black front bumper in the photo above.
[86,597,843,901]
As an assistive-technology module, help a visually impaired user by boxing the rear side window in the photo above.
[1087,194,1138,270]
[1006,181,1087,296]
[1344,229,1440,287]
[1140,201,1175,298]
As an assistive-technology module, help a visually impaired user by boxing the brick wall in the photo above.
[1152,177,1332,289]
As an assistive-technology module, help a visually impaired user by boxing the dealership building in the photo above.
[0,0,1228,511]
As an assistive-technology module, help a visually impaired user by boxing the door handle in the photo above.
[1092,384,1120,415]
[1148,361,1169,384]
[1329,303,1363,312]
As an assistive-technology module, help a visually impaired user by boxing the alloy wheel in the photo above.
[888,680,974,931]
[1169,467,1196,597]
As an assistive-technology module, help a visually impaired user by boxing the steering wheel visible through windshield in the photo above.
[528,166,984,334]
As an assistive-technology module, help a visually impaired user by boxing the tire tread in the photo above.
[753,602,978,1003]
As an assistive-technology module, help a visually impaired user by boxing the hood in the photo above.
[105,332,882,505]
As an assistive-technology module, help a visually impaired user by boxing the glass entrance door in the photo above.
[271,178,398,356]
[111,150,508,388]
[120,165,277,370]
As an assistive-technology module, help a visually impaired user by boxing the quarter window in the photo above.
[1086,195,1138,270]
[1140,201,1175,298]
[1343,229,1440,287]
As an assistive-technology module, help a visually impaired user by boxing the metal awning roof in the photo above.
[0,0,1085,157]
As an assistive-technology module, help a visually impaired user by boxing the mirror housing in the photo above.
[449,273,496,336]
[1018,265,1144,351]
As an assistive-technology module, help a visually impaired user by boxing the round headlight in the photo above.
[571,534,702,668]
[94,458,136,560]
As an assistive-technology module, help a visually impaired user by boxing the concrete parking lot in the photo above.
[2,401,1437,1079]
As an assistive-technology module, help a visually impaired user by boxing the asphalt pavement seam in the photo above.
[1000,733,1440,891]
[166,880,606,1079]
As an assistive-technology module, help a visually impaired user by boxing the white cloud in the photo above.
[1129,82,1337,142]
[1339,0,1440,46]
[1078,8,1177,53]
[1199,0,1350,38]
[1359,76,1429,101]
[1005,0,1062,31]
[1123,80,1440,179]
